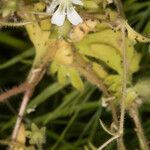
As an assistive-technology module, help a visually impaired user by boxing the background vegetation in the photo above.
[0,0,150,149]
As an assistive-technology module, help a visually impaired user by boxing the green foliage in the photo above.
[26,123,46,145]
[0,0,150,150]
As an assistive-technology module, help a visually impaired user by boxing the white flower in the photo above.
[46,0,83,26]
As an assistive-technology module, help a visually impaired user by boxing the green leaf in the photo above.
[90,44,122,74]
[57,66,68,85]
[26,123,46,145]
[75,29,140,75]
[50,62,59,74]
[68,68,84,91]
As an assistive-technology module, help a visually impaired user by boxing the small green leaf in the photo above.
[129,51,142,74]
[50,62,59,74]
[26,123,46,145]
[57,66,67,85]
[68,68,84,91]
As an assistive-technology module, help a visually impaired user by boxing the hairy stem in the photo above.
[11,66,44,141]
[110,102,119,126]
[0,83,32,102]
[114,1,126,149]
[11,41,57,141]
[0,16,49,28]
[72,52,122,148]
[114,0,125,18]
[12,90,33,140]
[117,25,127,150]
[72,52,110,97]
[129,102,149,150]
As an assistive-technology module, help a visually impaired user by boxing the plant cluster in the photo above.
[0,0,149,149]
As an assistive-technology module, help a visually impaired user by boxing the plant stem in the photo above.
[0,83,32,102]
[11,41,57,141]
[72,52,110,97]
[97,134,120,150]
[129,102,149,150]
[72,52,123,148]
[12,90,33,140]
[11,67,43,141]
[117,25,127,150]
[114,0,125,18]
[110,102,119,126]
[113,1,127,149]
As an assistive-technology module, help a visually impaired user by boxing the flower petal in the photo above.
[46,0,60,14]
[72,0,83,6]
[67,6,83,25]
[51,5,66,26]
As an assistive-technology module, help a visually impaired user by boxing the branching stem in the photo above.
[11,41,57,141]
[72,52,122,148]
[97,134,120,150]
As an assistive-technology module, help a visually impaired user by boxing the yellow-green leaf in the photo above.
[50,62,59,74]
[57,66,67,85]
[129,51,142,74]
[92,62,108,79]
[68,68,84,91]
